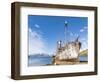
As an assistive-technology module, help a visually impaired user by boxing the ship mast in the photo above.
[64,21,68,45]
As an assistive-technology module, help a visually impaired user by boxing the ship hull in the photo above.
[53,41,81,65]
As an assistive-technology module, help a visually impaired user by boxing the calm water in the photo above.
[28,55,52,66]
[79,56,88,62]
[28,55,88,66]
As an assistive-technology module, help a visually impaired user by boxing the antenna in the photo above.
[64,21,68,44]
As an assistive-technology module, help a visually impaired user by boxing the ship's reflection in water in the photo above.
[28,55,87,66]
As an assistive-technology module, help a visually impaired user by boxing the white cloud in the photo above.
[80,29,84,32]
[29,28,46,55]
[34,24,40,28]
[80,26,87,32]
[70,32,73,36]
[80,37,88,51]
[82,42,87,50]
[80,38,86,41]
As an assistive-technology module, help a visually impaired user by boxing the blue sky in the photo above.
[28,15,88,55]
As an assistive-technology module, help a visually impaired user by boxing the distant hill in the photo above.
[29,53,51,58]
[80,49,88,56]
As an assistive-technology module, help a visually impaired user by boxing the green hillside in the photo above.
[80,49,88,56]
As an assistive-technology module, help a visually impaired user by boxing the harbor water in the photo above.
[28,55,88,66]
